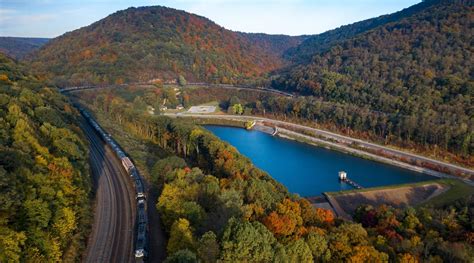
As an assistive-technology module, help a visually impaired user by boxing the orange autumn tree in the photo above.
[298,199,334,226]
[348,245,389,263]
[315,208,335,225]
[263,198,304,238]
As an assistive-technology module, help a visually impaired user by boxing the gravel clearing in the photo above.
[187,105,216,113]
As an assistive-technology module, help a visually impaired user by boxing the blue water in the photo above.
[205,126,436,196]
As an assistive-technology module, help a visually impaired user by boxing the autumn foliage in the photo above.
[29,6,304,86]
[80,85,474,262]
[0,54,91,261]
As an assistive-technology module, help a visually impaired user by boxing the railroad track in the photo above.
[60,82,295,97]
[82,120,135,262]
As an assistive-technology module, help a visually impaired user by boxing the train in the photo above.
[78,107,148,261]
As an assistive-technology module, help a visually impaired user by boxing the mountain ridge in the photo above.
[0,37,50,60]
[283,0,457,63]
[29,5,304,86]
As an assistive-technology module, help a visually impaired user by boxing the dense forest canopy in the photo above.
[29,6,304,86]
[0,54,91,261]
[282,0,448,63]
[272,0,473,156]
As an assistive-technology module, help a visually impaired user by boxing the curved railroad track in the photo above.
[60,82,295,97]
[82,120,135,262]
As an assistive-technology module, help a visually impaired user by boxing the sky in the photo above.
[0,0,420,38]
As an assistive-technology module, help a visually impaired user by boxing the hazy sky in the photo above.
[0,0,420,38]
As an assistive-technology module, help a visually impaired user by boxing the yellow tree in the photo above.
[167,218,196,255]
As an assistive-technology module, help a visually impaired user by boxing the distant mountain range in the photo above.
[0,37,50,59]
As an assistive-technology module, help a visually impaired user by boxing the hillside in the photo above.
[272,0,473,156]
[29,6,303,86]
[0,37,50,60]
[0,54,91,261]
[283,0,447,63]
[242,33,307,59]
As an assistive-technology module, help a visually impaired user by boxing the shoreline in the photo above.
[273,127,462,182]
[166,113,474,184]
[207,121,468,183]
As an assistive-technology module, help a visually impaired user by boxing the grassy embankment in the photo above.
[189,117,247,128]
[325,178,473,208]
[274,128,379,161]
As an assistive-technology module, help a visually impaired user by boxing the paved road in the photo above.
[81,120,135,263]
[165,113,474,178]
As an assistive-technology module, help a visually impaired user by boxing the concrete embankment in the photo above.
[252,123,276,135]
[166,113,474,183]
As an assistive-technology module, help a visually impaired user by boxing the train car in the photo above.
[137,200,147,224]
[121,157,135,174]
[79,107,149,262]
[116,150,126,159]
[135,178,145,200]
[135,223,148,261]
[130,169,139,179]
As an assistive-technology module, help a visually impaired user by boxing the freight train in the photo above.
[79,107,148,261]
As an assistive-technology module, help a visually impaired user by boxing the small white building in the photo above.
[176,104,184,110]
[338,171,347,181]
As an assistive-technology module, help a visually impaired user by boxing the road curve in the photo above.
[81,120,135,263]
[165,113,474,179]
[60,82,295,97]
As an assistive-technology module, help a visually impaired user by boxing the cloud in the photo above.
[1,12,56,26]
[0,8,57,37]
[0,9,16,23]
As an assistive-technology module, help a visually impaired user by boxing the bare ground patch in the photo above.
[328,183,448,217]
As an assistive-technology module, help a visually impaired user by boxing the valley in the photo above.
[1,0,473,262]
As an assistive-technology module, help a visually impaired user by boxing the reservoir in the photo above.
[205,125,436,196]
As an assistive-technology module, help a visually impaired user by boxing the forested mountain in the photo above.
[0,37,50,60]
[272,0,473,156]
[0,54,91,261]
[283,0,450,63]
[29,6,303,86]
